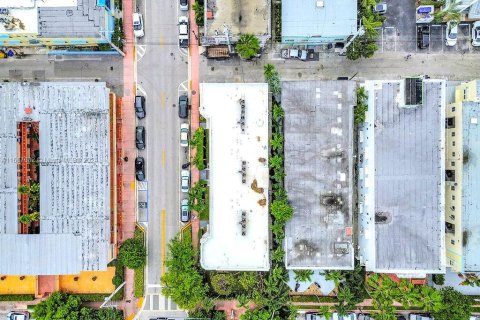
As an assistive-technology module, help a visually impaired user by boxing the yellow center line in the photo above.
[162,150,166,167]
[160,92,165,109]
[159,33,165,48]
[161,208,166,276]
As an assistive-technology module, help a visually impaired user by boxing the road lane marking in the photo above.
[160,33,165,48]
[160,91,166,109]
[161,208,166,276]
[162,150,166,167]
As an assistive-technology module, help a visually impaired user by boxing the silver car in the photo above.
[179,0,188,11]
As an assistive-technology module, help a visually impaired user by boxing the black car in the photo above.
[417,25,430,49]
[179,94,188,119]
[135,157,145,181]
[136,126,145,150]
[135,95,145,119]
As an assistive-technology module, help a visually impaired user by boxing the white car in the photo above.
[132,13,144,38]
[472,21,480,46]
[178,16,189,48]
[373,3,387,14]
[180,123,189,147]
[181,170,190,193]
[7,311,30,320]
[332,313,357,320]
[446,20,458,46]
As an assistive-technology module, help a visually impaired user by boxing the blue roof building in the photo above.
[281,0,357,45]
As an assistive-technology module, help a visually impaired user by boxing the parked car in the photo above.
[136,126,145,150]
[181,169,190,193]
[373,2,387,14]
[358,315,375,320]
[180,123,189,147]
[305,312,325,320]
[178,94,189,118]
[417,25,430,49]
[135,95,146,119]
[135,157,145,181]
[7,311,30,320]
[332,313,357,320]
[178,16,189,48]
[472,21,480,46]
[446,20,458,46]
[181,198,190,222]
[179,0,188,11]
[132,13,144,38]
[409,315,433,320]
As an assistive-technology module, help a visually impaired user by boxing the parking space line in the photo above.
[137,84,147,97]
[160,91,166,109]
[162,150,166,167]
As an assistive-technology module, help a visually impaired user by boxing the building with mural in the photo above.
[0,0,115,51]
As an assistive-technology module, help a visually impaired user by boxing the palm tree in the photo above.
[362,15,383,39]
[236,294,249,308]
[434,0,461,23]
[337,286,355,305]
[325,270,344,287]
[235,34,260,60]
[294,270,314,283]
[270,133,284,151]
[272,169,285,184]
[270,221,285,239]
[272,103,284,123]
[269,155,283,170]
[271,246,285,263]
[18,184,29,194]
[274,188,287,201]
[264,63,275,79]
[418,286,443,313]
[18,214,33,225]
[319,306,332,320]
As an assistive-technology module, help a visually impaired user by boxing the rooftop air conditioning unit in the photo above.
[316,0,324,7]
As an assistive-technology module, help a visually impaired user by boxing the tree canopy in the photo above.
[161,234,208,310]
[236,34,260,60]
[431,287,472,320]
[118,238,146,269]
[33,292,123,320]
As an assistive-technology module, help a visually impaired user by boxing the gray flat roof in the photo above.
[38,0,106,38]
[462,101,480,271]
[283,80,355,270]
[282,0,357,43]
[0,82,110,275]
[361,80,445,274]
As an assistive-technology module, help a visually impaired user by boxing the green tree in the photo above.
[270,133,284,151]
[270,200,293,223]
[241,308,272,320]
[293,270,314,283]
[18,184,29,194]
[269,155,283,171]
[238,272,257,292]
[273,188,287,201]
[237,294,250,308]
[192,2,204,26]
[264,64,281,97]
[362,15,382,39]
[236,34,260,60]
[431,287,472,320]
[33,292,82,320]
[319,306,332,320]
[418,285,443,313]
[95,308,124,320]
[271,221,285,239]
[272,103,284,123]
[271,246,285,263]
[210,272,237,296]
[161,234,208,310]
[433,274,445,285]
[272,169,285,184]
[355,86,369,125]
[118,238,146,269]
[325,270,344,287]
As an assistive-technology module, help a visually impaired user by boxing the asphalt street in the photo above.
[134,0,188,317]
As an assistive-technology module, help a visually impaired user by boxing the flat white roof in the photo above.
[199,83,270,271]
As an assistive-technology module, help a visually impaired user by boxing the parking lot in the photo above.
[376,0,480,53]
